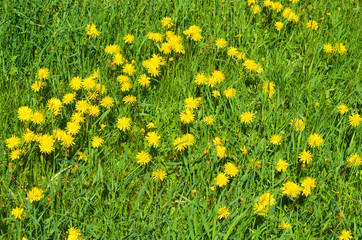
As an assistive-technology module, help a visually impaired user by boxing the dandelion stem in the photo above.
[11,174,27,193]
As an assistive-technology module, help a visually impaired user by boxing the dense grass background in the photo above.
[0,0,361,239]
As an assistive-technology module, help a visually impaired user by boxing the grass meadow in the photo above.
[0,0,361,239]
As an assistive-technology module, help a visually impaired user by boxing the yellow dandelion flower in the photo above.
[6,136,21,150]
[31,112,45,125]
[346,153,361,167]
[75,100,89,113]
[37,68,49,80]
[100,96,115,109]
[276,159,288,172]
[243,59,263,73]
[301,177,316,196]
[337,104,348,115]
[38,135,55,154]
[136,151,151,165]
[91,136,104,148]
[123,63,136,76]
[216,145,227,158]
[338,229,353,240]
[224,162,238,177]
[23,129,35,143]
[27,187,44,203]
[180,109,195,124]
[88,105,100,117]
[153,170,167,181]
[306,20,318,30]
[240,112,255,124]
[18,106,33,122]
[324,44,333,53]
[281,181,302,198]
[218,207,230,219]
[113,53,125,66]
[251,5,261,14]
[212,90,221,98]
[290,118,305,131]
[224,88,236,98]
[307,133,323,148]
[82,77,96,90]
[194,73,207,85]
[145,132,160,147]
[138,74,151,87]
[117,117,132,131]
[335,43,347,55]
[86,24,100,39]
[31,81,45,92]
[215,173,229,187]
[349,113,361,127]
[124,34,135,44]
[298,150,313,165]
[215,38,227,48]
[123,95,137,105]
[161,17,173,28]
[275,22,284,31]
[70,76,83,90]
[203,116,214,125]
[71,112,85,123]
[105,44,120,54]
[279,221,291,229]
[11,207,25,220]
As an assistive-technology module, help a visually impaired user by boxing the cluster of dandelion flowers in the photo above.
[215,173,229,187]
[117,117,132,131]
[136,151,151,165]
[301,177,316,196]
[28,187,44,203]
[173,134,195,151]
[218,207,230,220]
[281,181,302,198]
[153,170,167,181]
[145,132,160,147]
[11,207,26,220]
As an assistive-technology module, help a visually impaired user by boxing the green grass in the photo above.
[0,0,361,239]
